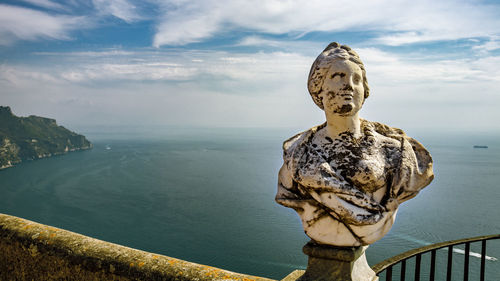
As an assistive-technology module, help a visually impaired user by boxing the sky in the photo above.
[1,0,499,133]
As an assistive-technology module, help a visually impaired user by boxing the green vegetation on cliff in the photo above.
[0,106,92,170]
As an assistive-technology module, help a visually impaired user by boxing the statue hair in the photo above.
[307,42,370,110]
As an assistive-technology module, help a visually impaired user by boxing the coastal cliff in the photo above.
[0,106,92,170]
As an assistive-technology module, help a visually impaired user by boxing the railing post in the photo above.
[414,254,421,281]
[385,266,392,281]
[480,240,486,281]
[463,242,470,281]
[430,249,436,281]
[446,245,453,281]
[400,259,405,281]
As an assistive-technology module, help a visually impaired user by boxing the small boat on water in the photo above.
[473,145,488,149]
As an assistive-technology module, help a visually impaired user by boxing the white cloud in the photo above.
[152,0,500,47]
[5,0,499,48]
[20,0,68,11]
[357,48,500,85]
[0,4,87,45]
[61,62,197,82]
[472,36,500,54]
[13,50,312,84]
[238,36,283,47]
[92,0,142,23]
[33,50,137,57]
[153,11,220,46]
[0,0,143,46]
[2,48,500,129]
[5,48,500,87]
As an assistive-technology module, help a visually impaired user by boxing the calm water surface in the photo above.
[1,127,499,280]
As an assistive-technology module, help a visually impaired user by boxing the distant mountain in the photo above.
[0,106,92,170]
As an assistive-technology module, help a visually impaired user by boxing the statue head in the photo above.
[308,42,370,110]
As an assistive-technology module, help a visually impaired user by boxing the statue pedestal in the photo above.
[284,241,378,281]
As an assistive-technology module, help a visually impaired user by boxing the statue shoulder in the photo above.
[282,123,323,156]
[364,120,429,154]
[282,131,308,159]
[364,119,433,190]
[283,131,306,152]
[365,119,432,168]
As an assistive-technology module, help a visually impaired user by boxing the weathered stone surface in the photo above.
[282,242,377,281]
[298,242,377,281]
[0,213,275,281]
[276,42,434,247]
[281,270,305,281]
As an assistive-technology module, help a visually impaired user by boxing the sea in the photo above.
[1,126,499,280]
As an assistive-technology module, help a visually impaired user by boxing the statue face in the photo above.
[318,59,364,116]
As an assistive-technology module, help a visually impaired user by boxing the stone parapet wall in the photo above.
[0,213,275,281]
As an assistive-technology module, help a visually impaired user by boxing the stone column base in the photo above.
[283,241,378,281]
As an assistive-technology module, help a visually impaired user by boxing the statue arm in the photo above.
[391,136,434,204]
[276,161,309,209]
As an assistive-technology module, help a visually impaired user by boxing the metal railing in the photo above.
[371,234,500,281]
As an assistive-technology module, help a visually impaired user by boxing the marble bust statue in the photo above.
[276,42,434,247]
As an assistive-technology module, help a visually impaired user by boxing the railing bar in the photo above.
[480,240,486,281]
[386,266,392,281]
[446,245,453,281]
[400,259,406,281]
[464,242,470,281]
[371,234,500,275]
[430,249,436,281]
[414,253,421,281]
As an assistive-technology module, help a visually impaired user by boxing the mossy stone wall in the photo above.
[0,213,275,281]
